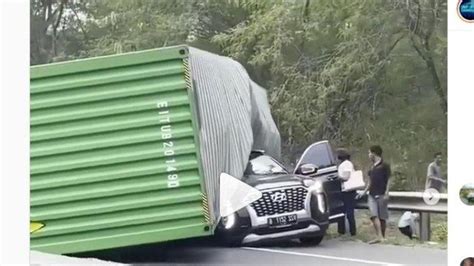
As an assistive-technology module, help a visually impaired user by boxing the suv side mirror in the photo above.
[296,163,318,176]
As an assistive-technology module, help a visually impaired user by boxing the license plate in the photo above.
[268,214,297,227]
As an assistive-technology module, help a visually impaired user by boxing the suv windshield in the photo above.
[297,142,336,170]
[245,155,288,175]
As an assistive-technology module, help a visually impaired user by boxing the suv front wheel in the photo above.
[299,235,324,246]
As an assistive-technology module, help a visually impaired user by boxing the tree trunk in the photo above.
[300,0,310,53]
[51,1,65,57]
[411,38,447,114]
[404,0,447,114]
[424,53,447,114]
[52,30,57,57]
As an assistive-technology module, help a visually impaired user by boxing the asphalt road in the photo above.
[161,239,445,266]
[84,237,447,266]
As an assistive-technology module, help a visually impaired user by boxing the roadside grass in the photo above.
[325,210,447,249]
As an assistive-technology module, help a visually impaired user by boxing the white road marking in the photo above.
[242,247,404,266]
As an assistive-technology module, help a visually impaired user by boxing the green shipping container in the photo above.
[30,46,212,254]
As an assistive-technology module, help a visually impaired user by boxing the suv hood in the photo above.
[243,173,307,188]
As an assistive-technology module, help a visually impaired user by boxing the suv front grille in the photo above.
[250,186,308,217]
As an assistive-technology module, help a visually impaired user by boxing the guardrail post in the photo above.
[419,212,431,241]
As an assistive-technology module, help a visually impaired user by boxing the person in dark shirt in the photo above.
[356,145,391,244]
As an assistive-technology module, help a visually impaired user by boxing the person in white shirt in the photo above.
[398,211,419,239]
[336,148,357,236]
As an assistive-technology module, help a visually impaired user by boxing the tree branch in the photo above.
[410,35,427,62]
[53,4,64,34]
[70,3,88,40]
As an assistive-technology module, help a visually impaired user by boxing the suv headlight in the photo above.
[316,193,326,213]
[304,179,322,191]
[311,181,322,191]
[222,213,236,229]
[303,179,315,187]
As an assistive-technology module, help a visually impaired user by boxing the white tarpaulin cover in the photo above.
[189,47,281,223]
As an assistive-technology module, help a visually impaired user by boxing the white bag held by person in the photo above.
[342,170,365,192]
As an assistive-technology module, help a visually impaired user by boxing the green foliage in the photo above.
[432,222,447,242]
[29,0,447,190]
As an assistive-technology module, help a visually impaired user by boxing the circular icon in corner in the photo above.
[461,257,474,266]
[458,0,474,22]
[459,183,474,205]
[423,188,440,206]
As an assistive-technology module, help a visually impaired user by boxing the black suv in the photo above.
[293,141,345,225]
[216,140,344,246]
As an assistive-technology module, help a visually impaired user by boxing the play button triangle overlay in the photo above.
[219,173,263,217]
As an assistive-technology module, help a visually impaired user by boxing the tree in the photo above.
[30,0,89,64]
[400,0,448,114]
[29,0,447,189]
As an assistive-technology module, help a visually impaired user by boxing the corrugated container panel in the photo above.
[30,46,212,254]
[187,48,281,225]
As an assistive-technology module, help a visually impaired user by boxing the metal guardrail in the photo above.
[355,191,447,213]
[354,191,447,241]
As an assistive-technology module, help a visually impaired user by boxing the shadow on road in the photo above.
[71,236,219,263]
[69,235,316,263]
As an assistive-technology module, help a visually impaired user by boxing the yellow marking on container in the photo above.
[30,222,45,234]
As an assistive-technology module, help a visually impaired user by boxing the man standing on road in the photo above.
[356,145,391,244]
[425,152,446,193]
